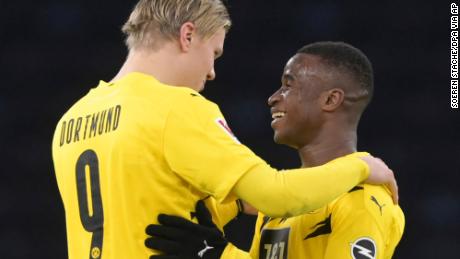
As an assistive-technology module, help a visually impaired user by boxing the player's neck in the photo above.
[298,131,357,168]
[111,45,184,87]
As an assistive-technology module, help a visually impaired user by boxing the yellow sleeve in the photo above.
[203,199,255,259]
[204,198,241,231]
[220,243,253,259]
[233,155,369,217]
[165,94,369,218]
[164,94,267,203]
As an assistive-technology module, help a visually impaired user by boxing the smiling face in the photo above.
[268,53,329,149]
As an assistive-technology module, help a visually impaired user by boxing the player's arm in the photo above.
[233,155,396,218]
[204,198,244,229]
[165,97,397,218]
[145,200,254,259]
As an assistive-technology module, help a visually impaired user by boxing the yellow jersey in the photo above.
[52,72,266,259]
[249,156,405,259]
[52,72,373,259]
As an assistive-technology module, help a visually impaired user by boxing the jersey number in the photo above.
[76,149,104,259]
[263,242,286,259]
[260,228,290,259]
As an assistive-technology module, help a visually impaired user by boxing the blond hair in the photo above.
[122,0,231,50]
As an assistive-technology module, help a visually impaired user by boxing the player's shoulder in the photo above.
[333,184,404,228]
[335,184,393,212]
[173,88,218,111]
[116,72,221,117]
[113,72,213,102]
[165,87,221,121]
[56,86,95,124]
[173,87,218,110]
[332,152,402,215]
[361,185,405,236]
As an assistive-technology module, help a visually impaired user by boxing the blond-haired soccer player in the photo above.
[52,1,398,258]
[144,42,404,259]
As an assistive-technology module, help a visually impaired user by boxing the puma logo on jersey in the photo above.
[370,196,385,215]
[197,240,214,257]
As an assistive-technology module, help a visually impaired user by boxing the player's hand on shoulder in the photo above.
[360,155,398,205]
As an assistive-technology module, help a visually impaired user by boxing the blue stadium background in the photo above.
[0,0,458,258]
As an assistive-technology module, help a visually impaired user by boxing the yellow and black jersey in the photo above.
[52,72,375,259]
[250,174,405,259]
[52,72,267,258]
[219,153,405,259]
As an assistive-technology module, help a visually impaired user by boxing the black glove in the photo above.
[145,200,228,259]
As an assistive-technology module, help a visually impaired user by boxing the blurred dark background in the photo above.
[1,0,458,258]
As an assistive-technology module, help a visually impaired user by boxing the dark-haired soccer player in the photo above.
[145,42,405,259]
[51,0,398,257]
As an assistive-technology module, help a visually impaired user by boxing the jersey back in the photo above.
[52,73,264,258]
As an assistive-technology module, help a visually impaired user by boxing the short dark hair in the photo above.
[297,41,374,102]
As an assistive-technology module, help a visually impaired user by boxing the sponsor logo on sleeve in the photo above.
[350,237,376,259]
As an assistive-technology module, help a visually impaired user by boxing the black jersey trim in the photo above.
[348,186,364,193]
[260,216,271,232]
[304,214,332,240]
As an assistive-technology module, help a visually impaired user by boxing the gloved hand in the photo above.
[145,200,228,259]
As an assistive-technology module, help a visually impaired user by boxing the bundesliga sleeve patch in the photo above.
[350,237,377,259]
[215,118,240,144]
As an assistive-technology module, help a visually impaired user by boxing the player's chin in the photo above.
[197,84,205,92]
[272,122,282,142]
[273,128,295,146]
[272,131,284,144]
[194,80,206,92]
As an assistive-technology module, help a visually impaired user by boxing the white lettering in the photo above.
[452,80,459,109]
[452,3,458,15]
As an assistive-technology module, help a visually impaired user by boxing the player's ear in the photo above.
[320,88,345,112]
[179,22,195,52]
